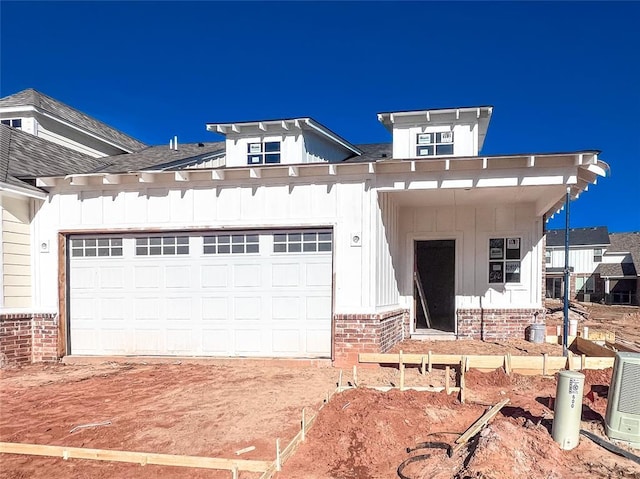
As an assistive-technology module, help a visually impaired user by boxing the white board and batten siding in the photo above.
[548,248,604,275]
[398,203,543,310]
[32,179,375,357]
[69,231,332,357]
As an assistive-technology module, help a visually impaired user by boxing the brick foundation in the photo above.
[456,308,545,341]
[334,309,408,366]
[0,313,58,366]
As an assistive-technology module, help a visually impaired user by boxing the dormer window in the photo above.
[416,131,454,157]
[1,118,22,129]
[247,141,281,165]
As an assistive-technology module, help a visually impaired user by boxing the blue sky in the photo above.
[1,1,638,232]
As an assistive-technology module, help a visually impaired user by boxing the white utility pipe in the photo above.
[552,370,585,450]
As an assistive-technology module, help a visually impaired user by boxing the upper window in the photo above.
[203,234,259,254]
[416,131,454,157]
[488,237,521,284]
[273,231,332,253]
[545,250,551,264]
[135,236,189,256]
[593,248,603,263]
[247,141,281,165]
[71,237,123,258]
[1,119,22,129]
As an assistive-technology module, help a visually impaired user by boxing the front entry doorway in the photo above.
[414,240,456,332]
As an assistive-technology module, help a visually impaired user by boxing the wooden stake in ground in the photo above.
[399,350,405,391]
[352,365,358,387]
[445,366,451,395]
[449,398,510,457]
[459,356,467,404]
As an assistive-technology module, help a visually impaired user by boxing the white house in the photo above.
[0,90,609,366]
[545,227,639,305]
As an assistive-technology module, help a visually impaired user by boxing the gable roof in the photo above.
[87,142,226,174]
[0,89,147,153]
[546,226,610,247]
[0,124,105,182]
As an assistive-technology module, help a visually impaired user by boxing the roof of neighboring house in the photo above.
[595,262,638,278]
[0,89,147,152]
[0,124,105,186]
[346,143,393,162]
[86,142,226,174]
[546,226,610,247]
[595,232,640,278]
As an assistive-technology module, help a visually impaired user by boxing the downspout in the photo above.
[563,188,571,357]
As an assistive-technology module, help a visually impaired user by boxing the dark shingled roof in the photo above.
[346,143,393,162]
[546,226,610,247]
[595,232,640,277]
[89,142,226,174]
[0,124,105,188]
[0,89,147,152]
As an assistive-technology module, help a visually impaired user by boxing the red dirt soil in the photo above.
[277,368,640,479]
[0,362,339,479]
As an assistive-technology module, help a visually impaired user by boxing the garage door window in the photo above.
[273,231,332,253]
[135,236,189,256]
[71,237,123,257]
[203,234,259,254]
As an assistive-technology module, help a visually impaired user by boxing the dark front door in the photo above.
[414,240,456,332]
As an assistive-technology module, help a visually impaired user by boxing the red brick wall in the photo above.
[333,309,407,366]
[0,313,58,366]
[457,308,544,341]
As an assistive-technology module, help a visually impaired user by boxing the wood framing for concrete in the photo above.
[358,352,615,375]
[0,442,271,472]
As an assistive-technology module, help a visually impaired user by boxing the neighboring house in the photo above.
[0,88,146,157]
[0,90,610,366]
[545,227,640,305]
[545,226,610,302]
[596,232,640,305]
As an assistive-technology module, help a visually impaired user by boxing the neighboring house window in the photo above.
[203,234,259,254]
[577,277,595,293]
[71,237,123,257]
[416,132,454,157]
[273,231,332,253]
[488,237,521,284]
[135,236,189,256]
[247,141,281,165]
[545,250,551,264]
[593,248,603,262]
[1,118,22,129]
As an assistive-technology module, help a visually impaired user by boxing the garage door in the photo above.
[68,230,333,357]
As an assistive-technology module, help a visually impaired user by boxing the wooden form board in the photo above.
[575,337,616,357]
[0,442,271,472]
[358,352,615,374]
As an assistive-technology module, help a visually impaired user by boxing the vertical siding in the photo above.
[375,193,400,308]
[550,248,599,274]
[1,197,31,308]
[398,203,542,310]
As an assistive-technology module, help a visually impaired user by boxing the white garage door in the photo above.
[68,230,333,358]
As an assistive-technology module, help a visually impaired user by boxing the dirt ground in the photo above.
[278,368,640,479]
[0,362,341,479]
[391,338,564,356]
[2,362,639,479]
[546,300,640,346]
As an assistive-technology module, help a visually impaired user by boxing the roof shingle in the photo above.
[546,226,610,247]
[0,89,147,152]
